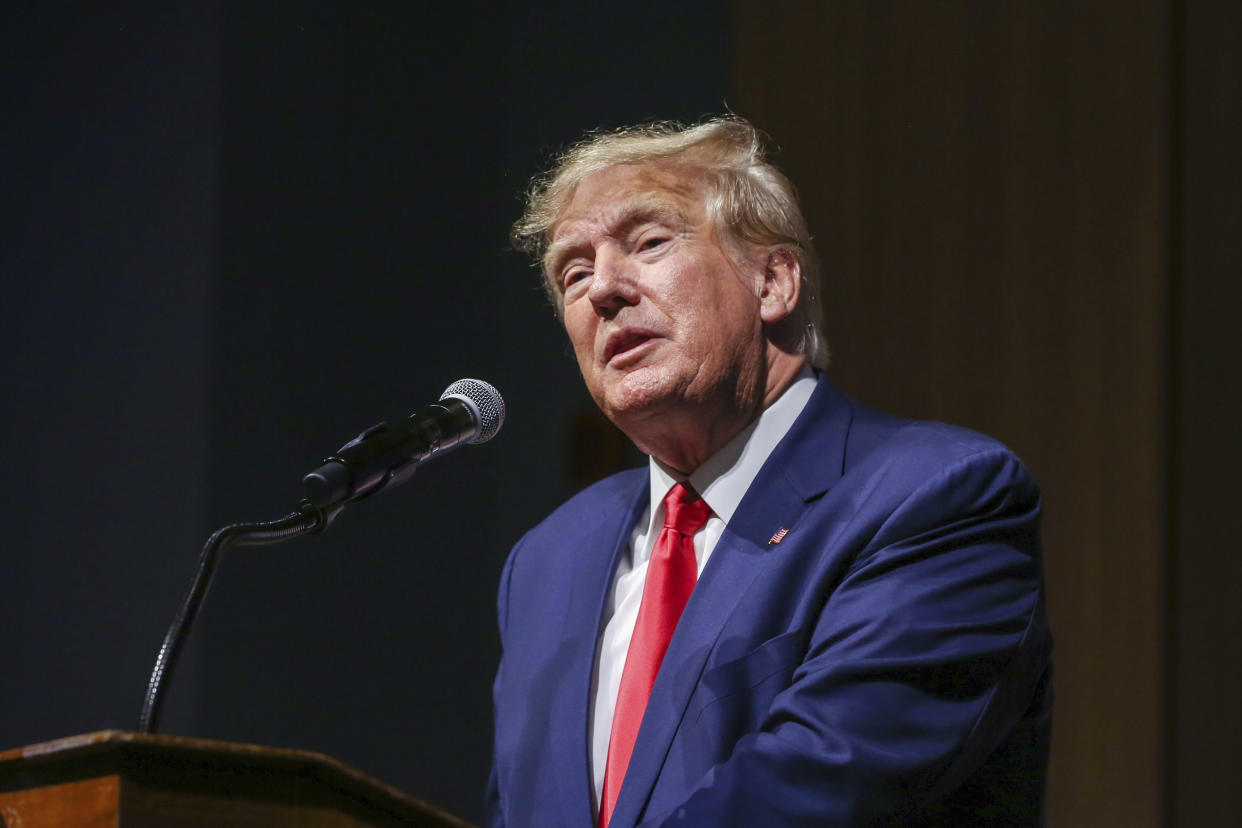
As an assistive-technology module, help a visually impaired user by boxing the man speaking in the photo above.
[487,117,1051,826]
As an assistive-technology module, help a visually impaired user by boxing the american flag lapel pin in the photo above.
[768,527,789,545]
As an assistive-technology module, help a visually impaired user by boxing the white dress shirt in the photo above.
[589,367,818,808]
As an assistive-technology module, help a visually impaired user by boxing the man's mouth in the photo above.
[604,328,658,365]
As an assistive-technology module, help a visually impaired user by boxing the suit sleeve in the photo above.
[642,448,1050,826]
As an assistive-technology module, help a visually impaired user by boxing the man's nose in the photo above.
[588,247,639,312]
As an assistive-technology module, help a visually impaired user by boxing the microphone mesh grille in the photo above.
[440,378,505,444]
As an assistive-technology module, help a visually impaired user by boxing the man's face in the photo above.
[546,162,769,430]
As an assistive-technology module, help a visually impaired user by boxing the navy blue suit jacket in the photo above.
[488,376,1052,826]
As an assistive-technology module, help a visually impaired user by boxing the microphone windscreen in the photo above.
[440,378,505,444]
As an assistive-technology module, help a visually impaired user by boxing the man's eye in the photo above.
[640,236,668,251]
[564,269,589,287]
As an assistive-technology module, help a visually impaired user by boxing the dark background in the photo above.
[1,2,728,822]
[1,3,1237,826]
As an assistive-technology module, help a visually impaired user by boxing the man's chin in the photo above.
[596,376,678,424]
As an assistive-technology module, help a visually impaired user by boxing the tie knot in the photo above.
[662,483,713,536]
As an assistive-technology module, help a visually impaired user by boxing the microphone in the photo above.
[302,378,505,507]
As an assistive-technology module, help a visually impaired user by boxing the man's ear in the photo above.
[758,247,801,324]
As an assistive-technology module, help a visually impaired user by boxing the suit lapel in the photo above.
[608,375,857,826]
[553,472,649,828]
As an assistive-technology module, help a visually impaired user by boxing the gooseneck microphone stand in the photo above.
[136,378,505,734]
[137,500,344,734]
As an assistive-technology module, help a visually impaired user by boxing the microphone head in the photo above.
[440,378,505,444]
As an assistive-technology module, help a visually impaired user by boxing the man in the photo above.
[488,117,1051,827]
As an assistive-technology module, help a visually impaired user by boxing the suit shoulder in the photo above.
[844,405,1040,505]
[497,467,646,625]
[891,419,1024,465]
[507,466,646,558]
[535,466,646,529]
[849,397,1026,466]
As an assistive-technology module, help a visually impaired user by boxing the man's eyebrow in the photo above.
[544,198,693,272]
[543,234,587,274]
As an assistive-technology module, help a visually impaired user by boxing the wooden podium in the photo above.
[0,731,474,827]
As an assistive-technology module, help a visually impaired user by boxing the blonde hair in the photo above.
[512,116,828,368]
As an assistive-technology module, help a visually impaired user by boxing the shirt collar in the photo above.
[647,365,819,526]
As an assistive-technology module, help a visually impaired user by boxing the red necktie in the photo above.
[599,482,714,828]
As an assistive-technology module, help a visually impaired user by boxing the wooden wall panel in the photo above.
[733,2,1169,824]
[1174,3,1242,825]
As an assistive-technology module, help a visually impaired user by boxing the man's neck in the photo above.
[635,351,807,477]
[647,363,818,527]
